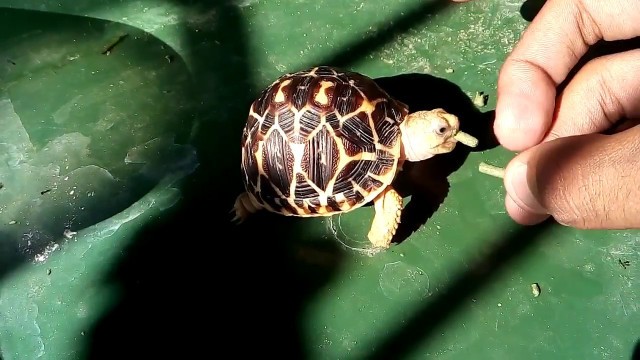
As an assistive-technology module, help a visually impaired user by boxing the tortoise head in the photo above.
[399,108,462,162]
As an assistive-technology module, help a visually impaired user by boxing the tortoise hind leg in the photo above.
[367,186,403,248]
[231,192,263,224]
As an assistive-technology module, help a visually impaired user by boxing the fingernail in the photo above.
[504,161,547,215]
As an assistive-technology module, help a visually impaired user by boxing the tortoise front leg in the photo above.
[367,186,403,248]
[231,192,262,224]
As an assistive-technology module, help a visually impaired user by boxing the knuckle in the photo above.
[575,0,602,44]
[577,51,640,128]
[594,67,625,124]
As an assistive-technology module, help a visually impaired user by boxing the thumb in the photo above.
[503,125,640,229]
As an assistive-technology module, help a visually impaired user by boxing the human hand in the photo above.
[491,0,640,229]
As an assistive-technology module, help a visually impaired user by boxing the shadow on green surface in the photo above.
[61,0,353,358]
[0,3,337,359]
[77,1,344,359]
[374,73,497,244]
[367,220,555,359]
[633,340,640,360]
[82,1,464,358]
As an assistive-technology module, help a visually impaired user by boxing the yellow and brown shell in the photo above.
[240,66,409,216]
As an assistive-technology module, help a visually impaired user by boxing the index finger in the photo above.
[494,0,640,151]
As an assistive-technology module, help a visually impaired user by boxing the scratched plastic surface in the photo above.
[0,1,638,359]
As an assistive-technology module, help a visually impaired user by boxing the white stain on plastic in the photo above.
[379,261,430,300]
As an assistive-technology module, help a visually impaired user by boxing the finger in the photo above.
[494,0,640,151]
[503,125,640,229]
[543,49,640,142]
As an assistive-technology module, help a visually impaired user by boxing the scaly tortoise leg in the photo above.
[231,192,262,224]
[367,186,403,248]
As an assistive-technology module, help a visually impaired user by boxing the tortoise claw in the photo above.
[230,211,245,225]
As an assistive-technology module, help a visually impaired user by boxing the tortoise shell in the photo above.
[240,66,409,216]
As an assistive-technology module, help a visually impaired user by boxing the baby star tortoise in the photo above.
[233,66,478,249]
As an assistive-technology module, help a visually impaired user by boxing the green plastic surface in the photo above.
[0,1,638,359]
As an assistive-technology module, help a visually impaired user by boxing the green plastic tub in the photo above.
[0,1,638,359]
